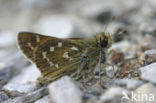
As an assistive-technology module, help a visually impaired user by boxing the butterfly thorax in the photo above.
[77,32,112,70]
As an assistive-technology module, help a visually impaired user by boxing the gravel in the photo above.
[48,76,83,103]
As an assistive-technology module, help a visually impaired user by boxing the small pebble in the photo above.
[0,92,8,102]
[99,87,130,103]
[35,96,52,103]
[133,83,156,103]
[115,78,143,90]
[140,62,156,84]
[48,76,83,103]
[3,65,40,96]
[144,49,156,64]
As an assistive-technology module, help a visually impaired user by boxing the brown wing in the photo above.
[17,32,54,62]
[34,37,85,77]
[18,32,89,83]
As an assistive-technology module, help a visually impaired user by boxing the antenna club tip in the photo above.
[110,16,115,22]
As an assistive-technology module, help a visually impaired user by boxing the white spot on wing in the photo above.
[55,64,59,68]
[71,46,78,51]
[63,52,73,60]
[58,42,62,47]
[27,43,31,46]
[63,52,69,58]
[42,52,47,59]
[50,47,54,52]
[46,58,50,62]
[27,43,34,50]
[45,58,54,67]
[36,35,40,42]
[49,62,54,67]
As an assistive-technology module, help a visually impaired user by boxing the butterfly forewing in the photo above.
[34,37,85,78]
[18,32,53,62]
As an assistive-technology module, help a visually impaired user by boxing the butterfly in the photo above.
[17,32,112,84]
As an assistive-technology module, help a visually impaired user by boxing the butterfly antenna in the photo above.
[104,16,115,32]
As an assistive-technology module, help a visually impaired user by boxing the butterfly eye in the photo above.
[100,38,108,48]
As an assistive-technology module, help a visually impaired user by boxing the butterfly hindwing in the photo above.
[17,32,53,62]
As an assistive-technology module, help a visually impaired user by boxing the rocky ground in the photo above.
[0,0,156,103]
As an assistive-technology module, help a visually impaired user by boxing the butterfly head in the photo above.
[96,32,112,49]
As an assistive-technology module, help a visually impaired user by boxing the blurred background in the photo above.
[1,0,156,103]
[1,0,156,56]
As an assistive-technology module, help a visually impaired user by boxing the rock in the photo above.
[0,52,29,89]
[141,34,156,51]
[0,92,9,102]
[110,41,137,60]
[100,76,118,89]
[86,96,98,103]
[144,49,156,64]
[99,87,130,103]
[33,16,74,38]
[140,62,156,84]
[35,96,52,103]
[115,79,143,90]
[0,66,12,89]
[3,65,40,97]
[84,82,104,99]
[109,41,131,51]
[133,83,156,103]
[33,15,94,38]
[48,76,83,103]
[0,31,16,48]
[2,52,29,77]
[139,22,156,36]
[3,87,48,103]
[105,65,118,78]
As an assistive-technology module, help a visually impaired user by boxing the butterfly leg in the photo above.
[72,55,90,80]
[98,50,109,89]
[98,50,103,85]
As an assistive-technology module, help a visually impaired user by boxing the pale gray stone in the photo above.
[140,62,156,84]
[115,79,143,90]
[33,15,97,38]
[139,21,156,36]
[0,66,11,89]
[3,87,48,103]
[105,65,118,79]
[3,65,40,96]
[0,92,8,102]
[144,49,156,64]
[133,83,156,103]
[99,87,130,103]
[35,96,52,103]
[48,76,83,103]
[109,40,137,59]
[145,49,156,55]
[0,31,16,48]
[0,52,29,88]
[2,52,29,76]
[33,16,74,38]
